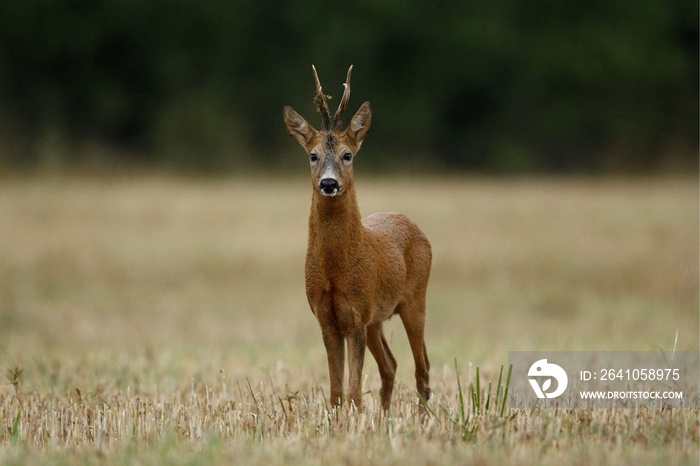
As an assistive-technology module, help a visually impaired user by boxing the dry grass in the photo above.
[0,175,697,464]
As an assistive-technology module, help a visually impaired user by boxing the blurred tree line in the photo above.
[0,0,696,173]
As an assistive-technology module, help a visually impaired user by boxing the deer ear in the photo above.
[284,106,317,148]
[347,102,372,145]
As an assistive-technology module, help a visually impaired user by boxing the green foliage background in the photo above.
[0,0,696,172]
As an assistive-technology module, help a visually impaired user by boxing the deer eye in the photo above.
[310,152,319,163]
[342,152,352,163]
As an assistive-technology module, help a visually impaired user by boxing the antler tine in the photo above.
[312,65,331,131]
[333,65,353,131]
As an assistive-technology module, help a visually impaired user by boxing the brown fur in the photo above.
[283,67,431,410]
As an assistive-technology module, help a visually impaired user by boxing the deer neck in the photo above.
[308,181,364,269]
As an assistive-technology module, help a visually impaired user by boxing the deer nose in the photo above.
[319,178,340,195]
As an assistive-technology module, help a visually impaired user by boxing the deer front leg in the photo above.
[346,327,367,409]
[321,325,345,408]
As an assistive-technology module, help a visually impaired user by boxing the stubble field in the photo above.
[0,175,697,465]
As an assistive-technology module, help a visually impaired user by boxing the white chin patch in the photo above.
[320,188,339,197]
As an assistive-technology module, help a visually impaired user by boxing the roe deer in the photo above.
[283,65,432,411]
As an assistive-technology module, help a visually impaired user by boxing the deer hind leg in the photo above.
[398,300,431,403]
[321,325,345,408]
[367,323,397,410]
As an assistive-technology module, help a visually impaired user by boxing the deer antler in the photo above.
[312,65,331,131]
[333,65,353,131]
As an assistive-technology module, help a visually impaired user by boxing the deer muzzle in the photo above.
[319,178,341,196]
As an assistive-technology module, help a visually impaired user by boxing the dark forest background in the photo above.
[0,0,696,173]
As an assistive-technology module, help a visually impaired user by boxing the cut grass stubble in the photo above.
[1,360,695,466]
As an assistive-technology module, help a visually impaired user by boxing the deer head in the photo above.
[284,65,372,197]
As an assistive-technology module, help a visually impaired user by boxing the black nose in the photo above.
[319,178,340,194]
